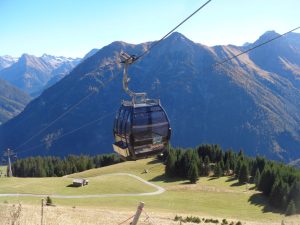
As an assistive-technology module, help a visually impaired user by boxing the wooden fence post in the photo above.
[41,198,44,225]
[131,202,144,225]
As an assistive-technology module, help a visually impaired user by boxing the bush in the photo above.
[185,216,201,223]
[222,218,228,224]
[46,196,53,206]
[174,215,182,221]
[174,215,201,224]
[205,218,219,223]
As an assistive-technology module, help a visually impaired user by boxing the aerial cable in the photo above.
[15,91,95,150]
[215,26,300,67]
[15,111,115,155]
[15,63,121,152]
[134,0,212,62]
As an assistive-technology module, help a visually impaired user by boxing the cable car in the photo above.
[113,52,171,160]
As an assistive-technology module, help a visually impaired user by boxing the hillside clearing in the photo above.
[0,158,298,223]
[0,173,156,196]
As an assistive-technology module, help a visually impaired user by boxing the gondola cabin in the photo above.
[113,52,171,160]
[113,98,171,160]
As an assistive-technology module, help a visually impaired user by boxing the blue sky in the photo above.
[1,0,299,57]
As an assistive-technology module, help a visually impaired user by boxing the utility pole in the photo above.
[131,202,144,225]
[41,198,44,225]
[3,148,15,177]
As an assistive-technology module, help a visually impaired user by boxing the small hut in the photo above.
[72,178,89,187]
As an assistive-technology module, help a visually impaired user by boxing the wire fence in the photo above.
[0,202,180,225]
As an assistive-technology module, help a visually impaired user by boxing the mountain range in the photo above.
[0,31,300,162]
[0,78,31,125]
[0,54,81,96]
[0,55,18,71]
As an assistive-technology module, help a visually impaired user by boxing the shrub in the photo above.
[46,196,53,206]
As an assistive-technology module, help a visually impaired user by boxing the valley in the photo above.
[0,158,297,224]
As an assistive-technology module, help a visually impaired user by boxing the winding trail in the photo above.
[0,173,165,199]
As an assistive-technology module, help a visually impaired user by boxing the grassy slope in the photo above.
[0,175,155,195]
[0,158,287,222]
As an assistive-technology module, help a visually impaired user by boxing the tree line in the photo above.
[11,154,120,177]
[165,144,300,215]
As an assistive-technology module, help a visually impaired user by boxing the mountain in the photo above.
[31,55,82,97]
[0,55,18,71]
[1,31,300,162]
[0,54,81,96]
[289,158,300,168]
[83,48,99,60]
[0,78,31,125]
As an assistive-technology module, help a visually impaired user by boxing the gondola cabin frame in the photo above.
[113,98,171,160]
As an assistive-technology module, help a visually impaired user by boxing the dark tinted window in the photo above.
[113,112,119,132]
[152,123,169,137]
[126,111,131,133]
[121,109,129,135]
[133,112,150,126]
[151,111,167,123]
[117,108,125,134]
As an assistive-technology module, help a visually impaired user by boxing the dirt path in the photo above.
[0,173,165,199]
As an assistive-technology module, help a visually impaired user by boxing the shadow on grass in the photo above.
[225,176,236,182]
[147,159,163,165]
[248,193,283,214]
[249,186,256,190]
[180,181,194,185]
[208,177,218,181]
[230,181,244,187]
[66,184,81,188]
[149,174,186,183]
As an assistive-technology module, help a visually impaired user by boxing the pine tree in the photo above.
[289,180,300,212]
[214,163,223,178]
[175,149,184,177]
[269,179,288,210]
[238,149,244,159]
[181,150,199,178]
[165,151,176,177]
[238,163,249,184]
[224,160,230,175]
[203,156,210,176]
[188,160,199,184]
[219,159,225,171]
[286,200,296,216]
[235,159,241,178]
[258,166,276,196]
[197,157,203,176]
[254,169,261,187]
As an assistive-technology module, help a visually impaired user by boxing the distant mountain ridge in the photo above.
[1,31,300,162]
[82,48,99,60]
[0,78,31,125]
[0,55,18,71]
[0,54,81,96]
